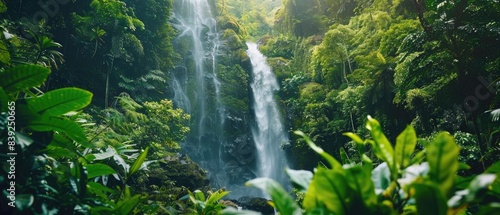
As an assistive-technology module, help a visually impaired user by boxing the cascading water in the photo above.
[170,0,228,186]
[170,0,289,199]
[247,42,289,188]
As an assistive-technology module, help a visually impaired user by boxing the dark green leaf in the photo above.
[340,147,352,164]
[85,163,117,179]
[0,64,50,94]
[29,116,90,147]
[27,87,93,116]
[410,182,447,215]
[345,165,378,208]
[246,177,302,215]
[115,194,143,215]
[285,168,313,192]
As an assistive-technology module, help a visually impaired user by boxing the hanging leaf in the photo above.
[27,88,93,116]
[29,116,90,147]
[343,132,365,157]
[0,64,50,94]
[395,125,417,170]
[246,177,302,215]
[294,131,342,169]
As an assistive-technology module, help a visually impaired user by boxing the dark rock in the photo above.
[236,196,275,215]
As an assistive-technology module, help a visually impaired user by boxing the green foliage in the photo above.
[182,188,230,215]
[240,117,500,214]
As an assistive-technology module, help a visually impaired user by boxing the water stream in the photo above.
[170,0,288,198]
[247,42,289,189]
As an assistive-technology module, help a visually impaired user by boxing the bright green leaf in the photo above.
[395,125,417,170]
[365,116,395,173]
[27,87,93,116]
[303,167,349,214]
[128,147,148,177]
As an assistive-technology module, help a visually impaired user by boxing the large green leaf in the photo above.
[395,125,417,170]
[426,132,459,197]
[29,116,90,147]
[365,116,395,173]
[129,147,148,177]
[410,182,447,215]
[85,163,117,179]
[294,131,342,169]
[345,165,378,208]
[285,168,313,192]
[27,88,93,116]
[0,64,50,94]
[246,177,302,215]
[303,167,350,214]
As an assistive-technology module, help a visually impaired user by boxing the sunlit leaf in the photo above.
[27,88,93,116]
[129,147,148,177]
[365,116,395,175]
[395,125,417,169]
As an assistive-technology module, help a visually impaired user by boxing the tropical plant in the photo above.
[178,188,230,215]
[222,116,500,215]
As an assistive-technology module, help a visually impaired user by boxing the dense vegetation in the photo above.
[0,0,499,214]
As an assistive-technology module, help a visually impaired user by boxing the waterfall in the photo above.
[170,0,289,198]
[247,42,289,187]
[170,0,228,186]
